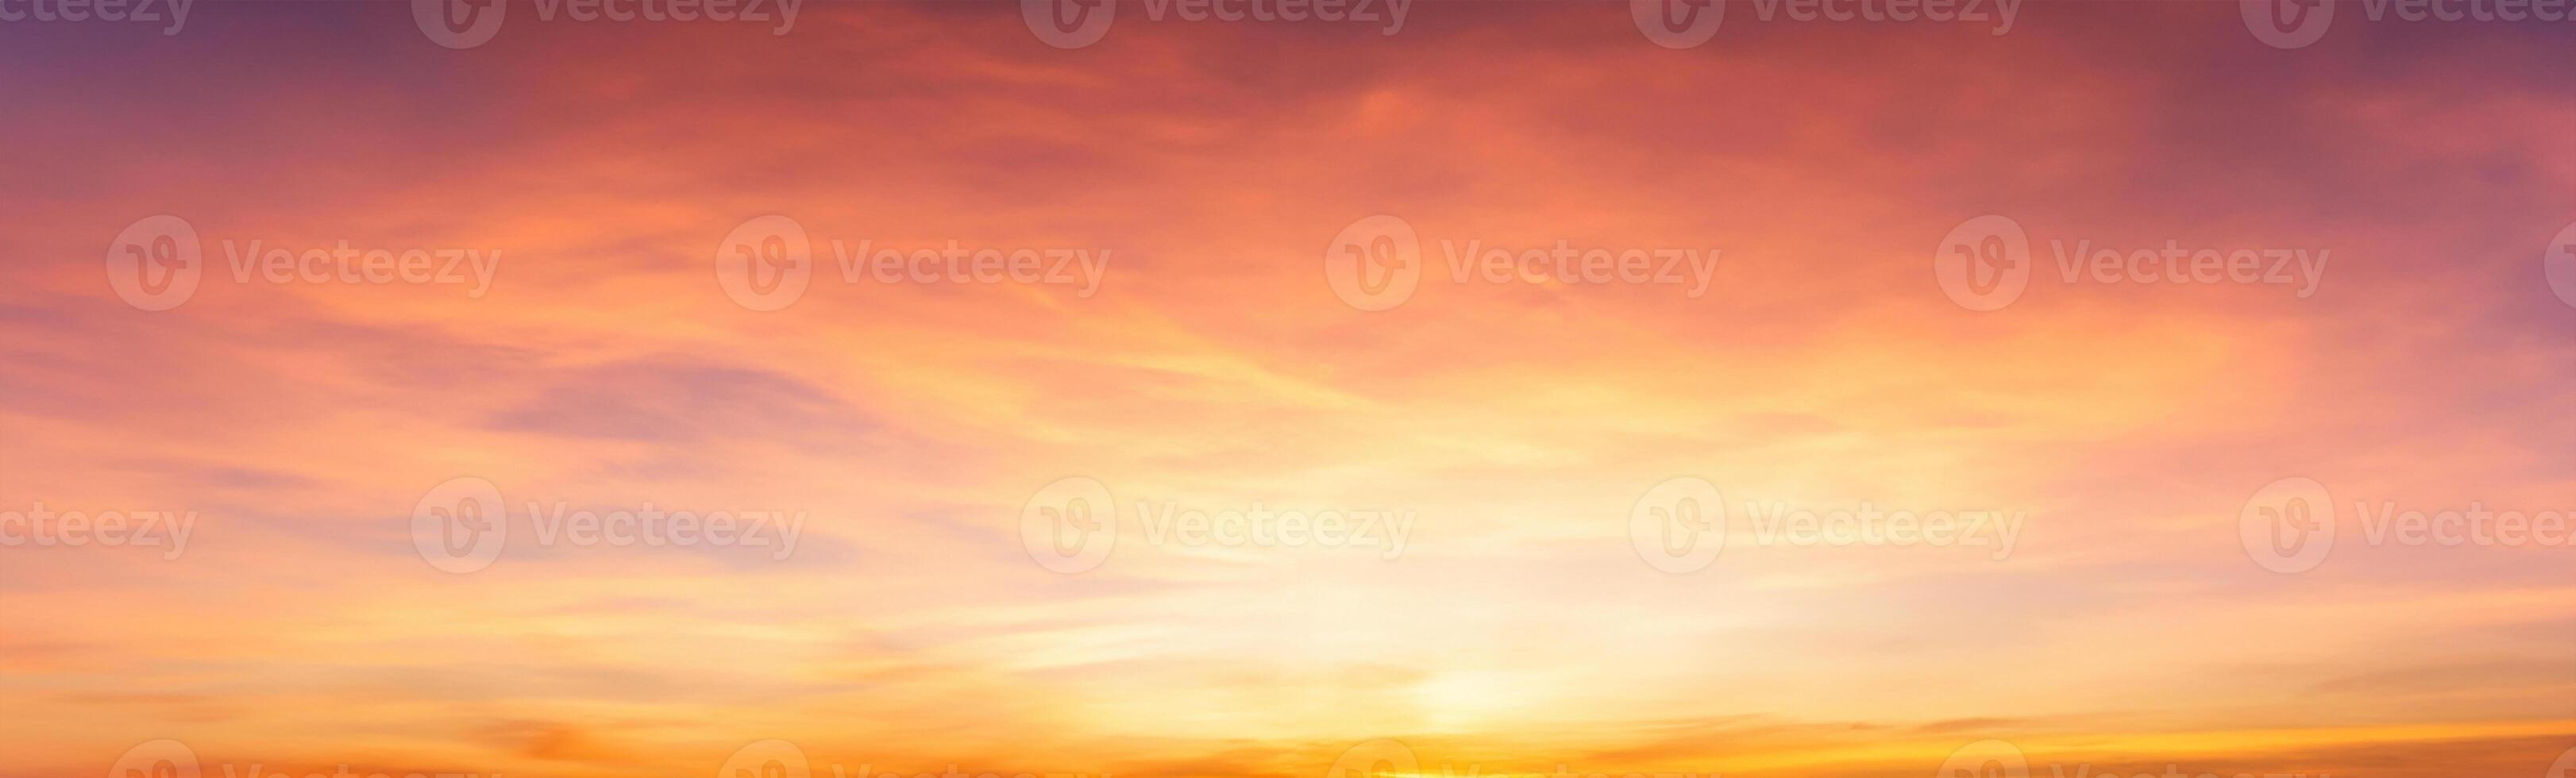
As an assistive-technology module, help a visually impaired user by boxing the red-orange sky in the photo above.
[5,1,2576,777]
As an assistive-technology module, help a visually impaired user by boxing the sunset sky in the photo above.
[5,2,2576,777]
